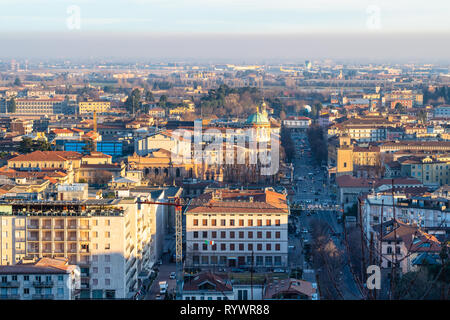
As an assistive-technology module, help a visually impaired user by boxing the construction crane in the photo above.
[138,198,184,299]
[93,110,97,152]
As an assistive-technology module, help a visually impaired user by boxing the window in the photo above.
[58,275,63,281]
[266,244,271,251]
[230,231,235,239]
[230,244,235,251]
[23,288,30,295]
[239,231,244,239]
[105,220,110,226]
[212,219,217,226]
[230,219,235,226]
[266,220,271,226]
[275,220,280,226]
[212,231,217,239]
[266,231,271,239]
[248,220,253,227]
[239,243,244,251]
[248,231,253,238]
[221,231,226,239]
[202,231,208,239]
[193,219,198,226]
[221,219,226,226]
[212,244,217,251]
[221,244,226,251]
[193,243,199,251]
[275,231,281,239]
[105,243,110,250]
[239,219,244,226]
[105,255,110,262]
[93,267,98,273]
[202,219,208,226]
[257,244,262,251]
[202,244,208,251]
[257,219,262,227]
[193,231,199,239]
[275,244,280,251]
[257,231,262,239]
[105,232,110,238]
[248,243,253,251]
[24,275,29,281]
[105,279,111,286]
[105,267,110,274]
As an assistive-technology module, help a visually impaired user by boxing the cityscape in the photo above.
[0,0,449,308]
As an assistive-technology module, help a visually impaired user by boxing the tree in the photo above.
[395,102,406,114]
[13,77,22,86]
[7,97,16,113]
[125,88,141,114]
[82,139,95,154]
[18,137,51,153]
[158,95,168,108]
[417,110,427,124]
[145,90,155,102]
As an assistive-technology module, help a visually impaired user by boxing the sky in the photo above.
[0,0,449,62]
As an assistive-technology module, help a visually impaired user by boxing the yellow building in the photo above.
[78,101,111,114]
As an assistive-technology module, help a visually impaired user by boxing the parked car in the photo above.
[169,272,176,279]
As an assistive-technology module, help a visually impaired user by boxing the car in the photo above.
[169,272,176,279]
[273,268,285,273]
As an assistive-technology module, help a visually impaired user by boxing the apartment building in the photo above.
[185,188,290,269]
[0,197,159,299]
[362,193,450,240]
[78,101,111,114]
[15,98,67,115]
[0,257,80,300]
[400,156,450,186]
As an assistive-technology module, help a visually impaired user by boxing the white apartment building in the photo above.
[0,197,162,299]
[0,257,80,300]
[185,188,290,269]
[362,193,450,240]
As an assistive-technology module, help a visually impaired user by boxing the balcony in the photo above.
[42,224,52,230]
[54,237,64,241]
[27,224,39,230]
[42,236,52,241]
[53,224,65,229]
[79,225,91,230]
[0,294,20,300]
[67,224,77,230]
[33,281,54,288]
[32,294,54,300]
[0,281,19,288]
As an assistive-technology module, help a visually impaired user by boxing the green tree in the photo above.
[13,77,22,86]
[125,88,141,114]
[158,95,168,108]
[395,102,406,114]
[82,139,95,154]
[7,97,16,113]
[145,90,155,102]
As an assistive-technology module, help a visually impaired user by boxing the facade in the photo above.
[185,188,290,269]
[78,101,111,114]
[282,116,312,131]
[0,198,162,299]
[14,98,67,115]
[0,257,80,300]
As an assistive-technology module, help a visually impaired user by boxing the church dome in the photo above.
[245,102,269,126]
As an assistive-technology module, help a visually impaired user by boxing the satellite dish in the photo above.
[304,105,311,113]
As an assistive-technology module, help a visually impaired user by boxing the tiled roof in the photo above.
[9,151,82,162]
[0,258,76,275]
[186,189,289,214]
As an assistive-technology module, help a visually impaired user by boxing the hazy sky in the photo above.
[0,0,449,62]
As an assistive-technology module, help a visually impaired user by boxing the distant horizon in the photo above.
[1,32,450,64]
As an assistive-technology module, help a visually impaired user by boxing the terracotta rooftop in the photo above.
[0,257,76,275]
[186,189,289,214]
[9,151,82,162]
